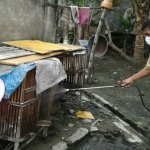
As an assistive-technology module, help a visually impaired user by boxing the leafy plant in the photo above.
[120,18,134,33]
[119,10,135,54]
[120,10,135,34]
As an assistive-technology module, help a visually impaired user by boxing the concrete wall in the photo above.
[0,0,55,42]
[43,0,57,42]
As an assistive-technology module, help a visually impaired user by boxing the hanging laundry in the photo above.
[60,6,79,27]
[60,8,73,26]
[79,7,90,26]
[70,6,79,24]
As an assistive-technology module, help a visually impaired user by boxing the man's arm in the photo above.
[122,67,150,87]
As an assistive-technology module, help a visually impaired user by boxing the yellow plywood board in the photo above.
[0,51,64,65]
[3,40,71,54]
[0,41,85,65]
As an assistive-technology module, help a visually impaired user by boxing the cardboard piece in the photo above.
[0,51,64,65]
[76,110,95,119]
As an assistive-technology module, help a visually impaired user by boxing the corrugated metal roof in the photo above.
[0,46,35,60]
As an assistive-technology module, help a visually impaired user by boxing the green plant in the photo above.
[119,10,135,54]
[120,10,135,34]
[121,18,134,33]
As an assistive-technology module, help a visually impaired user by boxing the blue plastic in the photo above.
[0,63,36,99]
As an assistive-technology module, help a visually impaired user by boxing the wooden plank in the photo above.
[0,41,85,65]
[3,40,85,54]
[3,41,85,54]
[58,44,85,51]
[0,51,64,65]
[3,40,71,54]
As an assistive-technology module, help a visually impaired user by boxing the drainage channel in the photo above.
[82,90,150,148]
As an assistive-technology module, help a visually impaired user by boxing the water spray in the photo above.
[64,84,150,113]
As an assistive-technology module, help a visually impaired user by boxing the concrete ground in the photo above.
[1,51,150,150]
[25,88,150,150]
[88,51,150,138]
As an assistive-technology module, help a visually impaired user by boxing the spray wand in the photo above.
[66,84,150,113]
[66,85,123,92]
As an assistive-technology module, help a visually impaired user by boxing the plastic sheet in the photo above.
[0,63,36,99]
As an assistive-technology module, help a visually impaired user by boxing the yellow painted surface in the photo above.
[4,40,70,54]
[0,40,85,65]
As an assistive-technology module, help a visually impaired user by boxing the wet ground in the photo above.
[1,50,150,150]
[88,51,150,137]
[25,90,149,150]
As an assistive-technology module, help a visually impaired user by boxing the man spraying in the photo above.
[121,19,150,87]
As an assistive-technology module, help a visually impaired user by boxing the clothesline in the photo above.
[47,2,102,10]
[46,2,117,11]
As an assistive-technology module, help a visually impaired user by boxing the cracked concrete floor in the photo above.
[25,89,149,150]
[1,51,150,150]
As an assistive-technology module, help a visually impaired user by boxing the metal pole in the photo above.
[68,85,121,91]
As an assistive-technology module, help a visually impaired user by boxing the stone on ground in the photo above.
[68,123,74,128]
[52,142,68,150]
[66,128,88,144]
[90,126,99,132]
[82,119,92,123]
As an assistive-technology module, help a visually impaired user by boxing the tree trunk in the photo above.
[105,19,132,61]
[133,34,144,64]
[83,25,89,40]
[73,24,82,45]
[130,0,150,64]
[123,37,127,54]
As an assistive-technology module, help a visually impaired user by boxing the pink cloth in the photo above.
[79,7,90,26]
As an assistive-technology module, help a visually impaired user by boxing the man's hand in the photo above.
[117,68,150,88]
[117,77,133,87]
[121,77,133,87]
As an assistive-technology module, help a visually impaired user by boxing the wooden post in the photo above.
[63,23,69,44]
[87,8,107,83]
[14,143,19,150]
[73,24,82,45]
